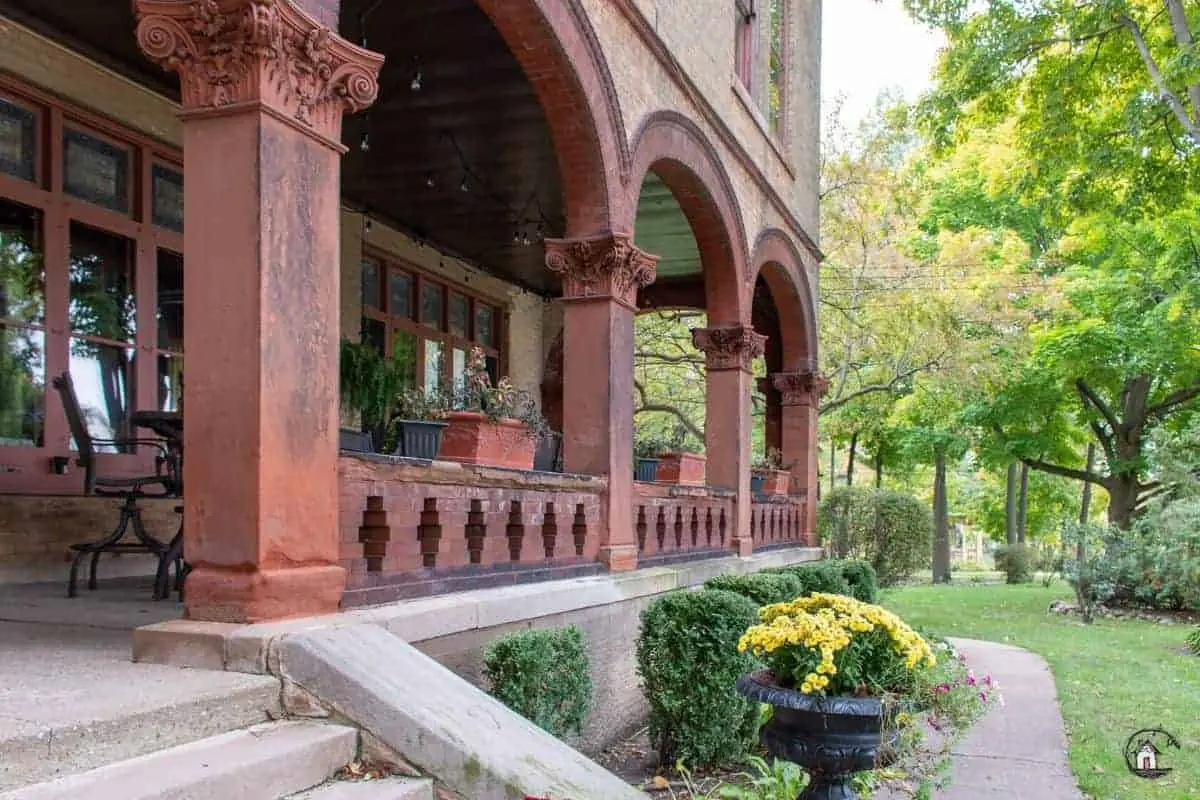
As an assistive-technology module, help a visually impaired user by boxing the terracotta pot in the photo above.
[437,412,536,470]
[656,452,706,486]
[736,671,896,800]
[753,469,791,496]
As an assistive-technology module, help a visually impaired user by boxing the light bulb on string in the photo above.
[424,173,435,189]
[459,175,469,193]
[521,231,531,246]
[410,65,422,92]
[359,131,370,152]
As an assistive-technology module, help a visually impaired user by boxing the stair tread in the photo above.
[0,721,357,800]
[288,777,434,799]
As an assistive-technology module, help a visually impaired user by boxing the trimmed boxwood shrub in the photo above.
[995,543,1035,585]
[818,487,933,585]
[703,571,803,606]
[836,558,879,602]
[765,558,879,602]
[483,626,592,738]
[636,589,760,766]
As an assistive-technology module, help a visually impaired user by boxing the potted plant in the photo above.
[752,447,792,496]
[633,434,669,482]
[437,347,552,470]
[735,593,938,799]
[339,339,408,453]
[655,425,706,486]
[386,385,449,460]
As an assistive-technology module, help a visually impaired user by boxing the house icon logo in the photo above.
[1124,728,1181,779]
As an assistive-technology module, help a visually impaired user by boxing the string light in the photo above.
[410,57,423,92]
[459,175,469,193]
[424,173,435,189]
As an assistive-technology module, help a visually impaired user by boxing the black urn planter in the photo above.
[736,671,896,800]
[392,420,448,460]
[634,458,660,482]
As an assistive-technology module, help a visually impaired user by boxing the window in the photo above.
[765,0,787,135]
[735,0,756,91]
[0,79,184,485]
[360,254,502,397]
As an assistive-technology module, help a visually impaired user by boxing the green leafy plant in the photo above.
[766,559,880,601]
[635,431,673,461]
[818,488,933,585]
[637,589,761,766]
[993,543,1034,584]
[713,757,807,799]
[451,346,552,441]
[753,447,788,472]
[1186,627,1200,657]
[482,626,592,738]
[703,572,802,607]
[339,338,410,437]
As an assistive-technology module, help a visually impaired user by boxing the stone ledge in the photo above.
[133,546,821,673]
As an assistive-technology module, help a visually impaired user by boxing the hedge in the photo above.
[702,572,803,606]
[818,487,933,585]
[483,626,592,738]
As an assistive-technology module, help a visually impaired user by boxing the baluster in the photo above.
[636,505,647,553]
[418,497,441,568]
[506,500,524,562]
[572,503,588,556]
[719,507,727,546]
[359,495,390,573]
[690,507,699,548]
[656,507,667,551]
[750,505,758,541]
[674,506,684,548]
[705,508,714,546]
[542,502,558,559]
[466,499,486,564]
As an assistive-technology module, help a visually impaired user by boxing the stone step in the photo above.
[287,777,434,800]
[0,721,357,800]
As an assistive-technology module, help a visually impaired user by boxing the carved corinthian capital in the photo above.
[544,234,658,308]
[771,370,830,406]
[691,324,767,372]
[134,0,384,148]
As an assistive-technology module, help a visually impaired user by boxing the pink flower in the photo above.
[965,670,977,686]
[979,692,988,703]
[983,675,993,687]
[935,683,951,694]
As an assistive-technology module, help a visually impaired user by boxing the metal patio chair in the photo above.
[52,372,180,598]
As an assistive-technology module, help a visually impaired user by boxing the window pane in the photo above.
[151,164,183,232]
[388,271,412,318]
[63,128,130,213]
[0,97,36,183]
[0,323,44,447]
[485,355,499,386]
[448,293,468,338]
[423,339,443,395]
[69,223,136,342]
[361,260,381,310]
[766,0,784,132]
[392,329,418,389]
[474,304,494,347]
[156,249,183,352]
[0,198,45,324]
[158,353,183,412]
[68,340,134,450]
[360,317,386,354]
[421,282,443,329]
[451,347,466,393]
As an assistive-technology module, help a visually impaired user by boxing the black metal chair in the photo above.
[52,372,180,598]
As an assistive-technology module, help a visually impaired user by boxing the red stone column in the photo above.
[544,235,657,571]
[693,325,766,556]
[772,370,828,545]
[134,0,383,622]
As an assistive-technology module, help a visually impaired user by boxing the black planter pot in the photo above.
[634,458,660,482]
[393,420,448,460]
[750,473,766,495]
[736,671,895,800]
[534,432,562,472]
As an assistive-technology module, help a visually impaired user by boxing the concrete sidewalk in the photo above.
[935,638,1083,800]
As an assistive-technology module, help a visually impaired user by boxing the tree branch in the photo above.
[1164,0,1200,129]
[1146,379,1200,420]
[1075,378,1121,436]
[819,358,938,415]
[1020,456,1105,486]
[633,380,705,441]
[1117,13,1200,145]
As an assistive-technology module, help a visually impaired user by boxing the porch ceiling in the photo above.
[338,0,566,295]
[634,174,702,280]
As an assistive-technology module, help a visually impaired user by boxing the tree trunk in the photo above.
[846,431,858,487]
[874,448,883,489]
[1005,462,1018,545]
[1016,463,1029,543]
[932,450,951,583]
[1076,444,1096,624]
[829,438,837,494]
[1105,475,1139,529]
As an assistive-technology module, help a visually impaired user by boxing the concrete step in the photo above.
[288,778,434,799]
[0,721,357,800]
[0,622,282,791]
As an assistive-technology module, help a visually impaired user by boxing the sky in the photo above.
[821,0,946,128]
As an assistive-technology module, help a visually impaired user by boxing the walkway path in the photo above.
[937,637,1083,799]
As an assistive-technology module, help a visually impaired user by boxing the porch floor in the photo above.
[0,579,278,791]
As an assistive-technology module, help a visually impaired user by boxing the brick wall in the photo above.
[0,497,180,584]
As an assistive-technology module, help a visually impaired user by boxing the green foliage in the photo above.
[1075,514,1200,612]
[993,543,1034,584]
[482,626,592,738]
[837,559,880,603]
[1187,627,1200,657]
[713,757,807,800]
[636,589,761,766]
[818,488,934,585]
[768,560,851,597]
[703,572,803,607]
[339,338,411,435]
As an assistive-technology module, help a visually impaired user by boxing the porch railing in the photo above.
[749,493,809,549]
[632,481,736,564]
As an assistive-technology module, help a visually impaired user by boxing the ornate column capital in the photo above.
[691,324,767,372]
[771,370,829,406]
[134,0,384,149]
[544,233,658,309]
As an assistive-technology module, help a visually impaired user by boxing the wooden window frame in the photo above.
[0,75,183,494]
[360,246,504,394]
[735,0,758,92]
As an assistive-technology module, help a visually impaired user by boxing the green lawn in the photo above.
[880,583,1200,800]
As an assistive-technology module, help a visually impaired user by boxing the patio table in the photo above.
[129,411,185,600]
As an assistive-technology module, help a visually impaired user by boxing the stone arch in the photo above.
[475,0,629,237]
[748,228,818,368]
[627,110,749,324]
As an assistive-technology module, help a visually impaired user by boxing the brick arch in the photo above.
[749,228,818,367]
[475,0,628,236]
[627,111,749,324]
